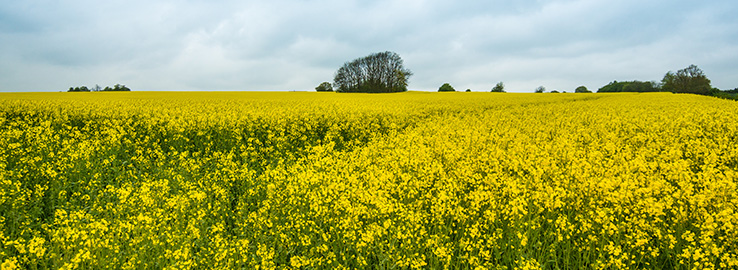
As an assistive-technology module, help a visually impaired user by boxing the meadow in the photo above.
[1,91,737,269]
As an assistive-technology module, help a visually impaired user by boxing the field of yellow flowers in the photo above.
[1,91,737,269]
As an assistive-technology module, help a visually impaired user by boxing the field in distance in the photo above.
[1,91,737,269]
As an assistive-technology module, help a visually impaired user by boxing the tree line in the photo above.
[595,65,738,99]
[596,65,711,94]
[597,81,658,93]
[484,64,732,98]
[69,84,131,92]
[316,55,734,99]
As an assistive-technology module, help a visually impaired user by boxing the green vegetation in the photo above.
[592,64,735,101]
[597,80,659,93]
[315,82,333,92]
[68,86,90,92]
[491,82,505,92]
[575,86,591,93]
[661,64,712,95]
[68,84,131,92]
[322,61,732,100]
[438,83,455,92]
[562,64,732,99]
[712,88,738,100]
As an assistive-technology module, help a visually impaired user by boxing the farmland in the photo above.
[1,92,737,269]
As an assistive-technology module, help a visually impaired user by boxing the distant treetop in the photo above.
[491,82,505,92]
[438,83,455,92]
[315,82,333,92]
[597,81,658,93]
[68,84,130,92]
[575,86,592,93]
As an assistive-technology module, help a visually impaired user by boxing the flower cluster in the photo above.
[1,91,737,269]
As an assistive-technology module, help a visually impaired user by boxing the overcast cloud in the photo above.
[1,0,737,92]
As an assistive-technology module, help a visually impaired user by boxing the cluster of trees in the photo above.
[660,65,712,95]
[598,81,659,93]
[713,87,738,100]
[532,65,732,98]
[596,65,712,94]
[333,51,413,93]
[436,82,505,92]
[68,84,131,92]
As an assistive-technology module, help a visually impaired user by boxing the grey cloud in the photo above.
[1,0,737,91]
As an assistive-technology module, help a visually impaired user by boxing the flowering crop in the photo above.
[1,91,737,269]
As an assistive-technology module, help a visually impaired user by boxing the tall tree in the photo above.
[661,64,711,95]
[535,86,546,93]
[333,51,413,93]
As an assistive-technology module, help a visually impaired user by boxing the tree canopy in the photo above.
[68,84,130,92]
[333,51,413,93]
[491,82,505,92]
[661,64,712,95]
[438,83,455,92]
[68,86,90,92]
[597,81,658,93]
[575,86,591,93]
[110,84,131,91]
[315,82,333,92]
[534,86,546,93]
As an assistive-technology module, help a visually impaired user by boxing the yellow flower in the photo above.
[1,257,19,270]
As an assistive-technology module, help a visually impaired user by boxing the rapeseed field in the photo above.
[1,91,737,269]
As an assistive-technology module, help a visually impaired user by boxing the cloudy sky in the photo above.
[1,0,736,92]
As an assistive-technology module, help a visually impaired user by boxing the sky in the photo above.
[1,0,737,92]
